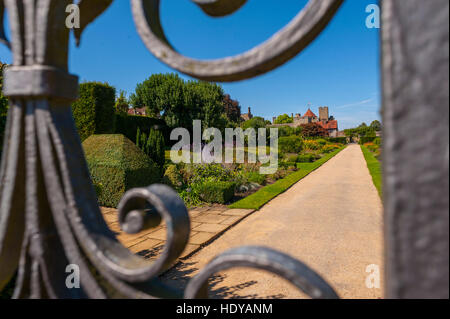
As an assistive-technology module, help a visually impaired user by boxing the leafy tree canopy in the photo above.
[274,114,293,124]
[241,116,267,130]
[129,73,227,132]
[300,123,328,137]
[370,120,382,131]
[223,94,241,124]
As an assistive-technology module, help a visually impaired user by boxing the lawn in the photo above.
[361,145,382,198]
[229,147,346,210]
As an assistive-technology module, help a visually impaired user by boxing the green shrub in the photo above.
[297,154,320,163]
[373,137,382,146]
[189,164,235,184]
[163,164,184,189]
[195,180,235,204]
[115,113,168,144]
[284,154,299,163]
[72,82,116,141]
[359,136,377,145]
[83,134,160,208]
[247,172,266,185]
[321,144,340,154]
[136,127,166,172]
[278,136,303,154]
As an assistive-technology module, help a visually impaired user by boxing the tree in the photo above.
[130,73,227,132]
[359,122,368,128]
[0,62,8,117]
[370,120,382,131]
[136,127,166,175]
[274,114,293,124]
[241,116,267,130]
[300,123,328,137]
[130,73,185,119]
[115,90,129,114]
[222,94,241,124]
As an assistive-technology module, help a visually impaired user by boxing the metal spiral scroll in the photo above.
[0,0,342,298]
[131,0,344,82]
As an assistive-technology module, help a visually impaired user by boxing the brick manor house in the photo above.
[272,106,339,137]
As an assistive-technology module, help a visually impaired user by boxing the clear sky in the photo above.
[0,0,381,129]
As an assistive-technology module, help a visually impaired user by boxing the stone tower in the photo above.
[319,106,329,121]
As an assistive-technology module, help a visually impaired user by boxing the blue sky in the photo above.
[0,0,381,129]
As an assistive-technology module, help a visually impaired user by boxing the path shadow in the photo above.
[160,261,285,299]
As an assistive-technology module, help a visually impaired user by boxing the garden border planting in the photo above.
[361,145,382,198]
[229,146,346,209]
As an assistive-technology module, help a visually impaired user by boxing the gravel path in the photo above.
[162,145,384,299]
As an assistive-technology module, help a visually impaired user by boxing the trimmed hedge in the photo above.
[359,136,377,145]
[83,134,160,208]
[327,137,348,144]
[196,180,235,204]
[72,82,116,141]
[115,113,168,144]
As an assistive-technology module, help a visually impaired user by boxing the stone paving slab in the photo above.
[100,206,254,261]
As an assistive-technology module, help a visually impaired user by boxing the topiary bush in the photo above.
[72,82,116,141]
[195,180,235,204]
[83,134,160,208]
[278,136,304,154]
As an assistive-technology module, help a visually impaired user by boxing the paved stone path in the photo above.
[160,145,384,299]
[101,206,254,259]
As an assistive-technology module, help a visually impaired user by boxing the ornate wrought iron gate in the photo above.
[0,0,448,299]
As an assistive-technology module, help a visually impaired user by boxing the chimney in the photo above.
[272,117,276,124]
[248,107,251,115]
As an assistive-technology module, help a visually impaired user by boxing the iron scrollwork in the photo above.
[0,0,342,298]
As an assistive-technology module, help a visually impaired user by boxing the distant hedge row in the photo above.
[71,82,168,144]
[327,137,348,144]
[115,113,168,144]
[72,82,116,141]
[359,136,377,145]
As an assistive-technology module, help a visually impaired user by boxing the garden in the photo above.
[0,67,347,210]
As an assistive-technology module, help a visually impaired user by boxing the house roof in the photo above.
[319,120,338,130]
[302,108,317,118]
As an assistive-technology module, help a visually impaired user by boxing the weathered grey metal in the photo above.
[381,0,449,298]
[0,0,341,298]
[131,0,344,82]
